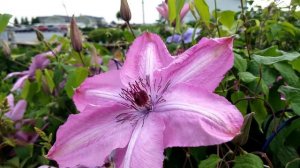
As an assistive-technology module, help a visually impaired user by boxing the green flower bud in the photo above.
[120,0,131,23]
[233,112,255,146]
[70,16,83,52]
[34,28,44,42]
[0,40,11,58]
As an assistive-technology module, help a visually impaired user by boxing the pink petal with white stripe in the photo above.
[157,37,234,92]
[47,104,134,168]
[157,84,243,147]
[120,33,173,85]
[73,70,125,112]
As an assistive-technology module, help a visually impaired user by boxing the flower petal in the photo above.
[157,84,243,147]
[11,75,29,91]
[180,3,190,21]
[157,37,234,92]
[120,32,173,85]
[5,100,27,121]
[4,71,29,80]
[73,70,125,112]
[47,104,134,168]
[156,2,168,20]
[6,94,14,110]
[119,114,165,168]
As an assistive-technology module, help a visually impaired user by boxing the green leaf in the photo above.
[21,80,38,101]
[233,153,264,168]
[44,69,55,93]
[278,86,300,115]
[250,99,268,128]
[231,91,248,115]
[290,58,300,73]
[194,0,210,26]
[253,51,300,65]
[35,69,42,92]
[14,144,33,159]
[234,53,247,72]
[219,11,236,29]
[198,154,221,168]
[168,0,176,23]
[274,62,300,87]
[254,46,281,56]
[238,72,258,83]
[0,13,12,33]
[64,67,89,98]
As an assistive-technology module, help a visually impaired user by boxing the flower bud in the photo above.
[34,28,44,42]
[233,112,255,146]
[120,0,131,23]
[70,16,83,52]
[1,40,11,58]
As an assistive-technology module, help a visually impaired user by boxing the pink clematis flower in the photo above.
[5,94,27,121]
[5,45,61,91]
[47,33,243,168]
[4,94,38,143]
[157,1,190,22]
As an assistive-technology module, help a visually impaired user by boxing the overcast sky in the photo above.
[0,0,291,24]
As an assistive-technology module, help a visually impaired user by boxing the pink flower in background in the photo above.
[47,33,243,167]
[5,94,27,121]
[5,45,61,91]
[156,1,190,21]
[4,94,38,143]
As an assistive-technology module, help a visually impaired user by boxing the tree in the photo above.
[13,18,19,26]
[31,17,40,25]
[24,17,29,25]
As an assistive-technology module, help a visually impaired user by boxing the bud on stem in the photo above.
[34,28,45,42]
[120,0,131,23]
[1,40,11,58]
[70,16,83,52]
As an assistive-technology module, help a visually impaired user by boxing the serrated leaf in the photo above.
[199,154,221,168]
[278,86,300,115]
[238,72,258,83]
[0,13,12,32]
[194,0,210,26]
[233,153,264,168]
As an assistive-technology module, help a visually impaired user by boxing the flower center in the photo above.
[119,77,152,111]
[117,76,171,125]
[133,90,149,107]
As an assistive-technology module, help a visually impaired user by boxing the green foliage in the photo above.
[1,0,300,167]
[0,13,12,32]
[198,154,221,168]
[194,0,210,26]
[64,67,89,98]
[233,153,264,168]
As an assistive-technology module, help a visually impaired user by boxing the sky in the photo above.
[0,0,292,24]
[0,0,162,24]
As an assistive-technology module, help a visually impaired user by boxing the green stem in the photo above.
[240,0,251,59]
[214,0,221,37]
[126,21,136,38]
[78,52,86,66]
[43,41,59,62]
